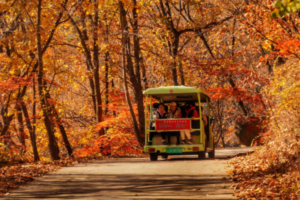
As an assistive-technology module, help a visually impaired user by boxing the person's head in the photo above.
[158,103,165,112]
[153,103,159,109]
[185,101,194,110]
[170,102,177,112]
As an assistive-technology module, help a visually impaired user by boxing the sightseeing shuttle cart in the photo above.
[143,86,214,161]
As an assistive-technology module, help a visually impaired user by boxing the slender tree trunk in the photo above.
[56,121,73,156]
[48,98,73,156]
[171,36,180,86]
[92,0,104,136]
[16,104,25,151]
[159,0,180,86]
[132,0,141,86]
[119,1,143,145]
[79,11,97,114]
[88,66,97,114]
[32,74,39,161]
[104,15,110,115]
[43,88,73,156]
[178,61,185,85]
[111,80,116,116]
[132,0,145,140]
[37,0,60,160]
[69,6,103,129]
[21,101,40,161]
[16,88,25,148]
[105,52,109,115]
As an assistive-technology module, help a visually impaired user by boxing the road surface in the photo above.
[1,147,253,200]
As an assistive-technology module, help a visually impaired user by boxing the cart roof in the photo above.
[143,86,210,103]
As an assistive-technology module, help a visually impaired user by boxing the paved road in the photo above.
[2,147,253,200]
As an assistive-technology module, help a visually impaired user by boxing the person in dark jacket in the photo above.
[147,103,168,145]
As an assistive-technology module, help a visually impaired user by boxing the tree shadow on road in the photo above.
[5,173,234,200]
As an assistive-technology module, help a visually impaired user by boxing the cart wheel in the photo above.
[161,154,168,159]
[150,153,158,161]
[208,150,215,158]
[198,152,206,159]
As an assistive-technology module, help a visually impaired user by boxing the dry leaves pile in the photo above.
[229,135,300,199]
[0,158,91,195]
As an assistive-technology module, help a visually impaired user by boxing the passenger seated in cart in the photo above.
[180,101,200,145]
[168,102,181,145]
[201,106,209,140]
[201,106,208,127]
[168,102,182,118]
[147,103,168,145]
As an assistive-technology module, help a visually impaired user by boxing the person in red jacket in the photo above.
[180,102,199,144]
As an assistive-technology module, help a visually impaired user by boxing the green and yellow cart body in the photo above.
[143,86,214,161]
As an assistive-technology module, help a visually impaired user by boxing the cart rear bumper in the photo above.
[144,144,204,154]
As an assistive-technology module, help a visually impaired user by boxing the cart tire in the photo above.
[161,154,168,159]
[150,153,158,161]
[208,150,215,158]
[198,152,206,159]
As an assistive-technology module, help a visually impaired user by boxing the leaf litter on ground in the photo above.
[229,135,300,199]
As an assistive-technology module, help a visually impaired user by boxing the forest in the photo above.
[1,0,300,198]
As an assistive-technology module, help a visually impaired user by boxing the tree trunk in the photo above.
[111,80,117,116]
[16,104,25,152]
[105,51,109,115]
[132,0,141,86]
[119,1,143,145]
[171,36,180,86]
[79,11,97,115]
[159,0,180,86]
[178,61,185,86]
[69,5,103,132]
[56,118,73,157]
[43,88,73,157]
[37,0,60,160]
[92,0,104,136]
[132,0,145,140]
[21,101,40,161]
[104,14,110,115]
[48,98,73,156]
[31,74,40,161]
[87,65,97,115]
